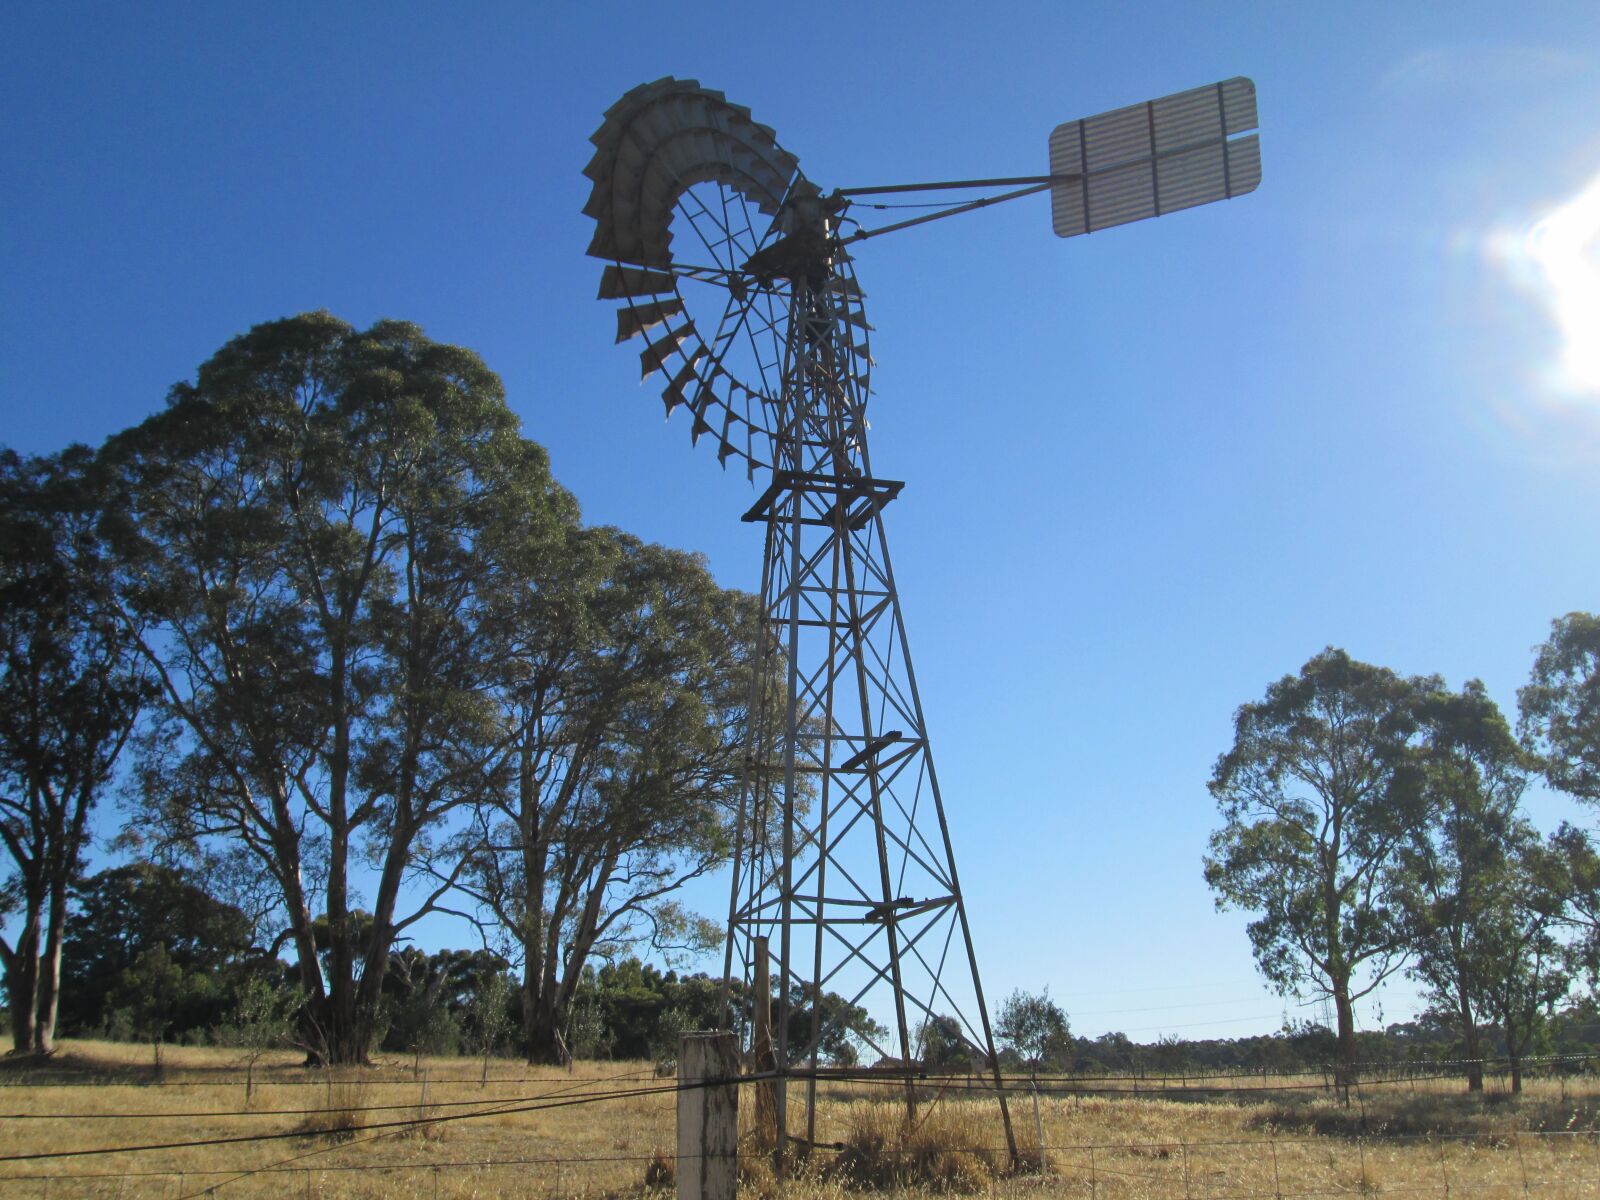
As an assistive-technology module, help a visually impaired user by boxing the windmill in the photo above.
[581,75,1260,1162]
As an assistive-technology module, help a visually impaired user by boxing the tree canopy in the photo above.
[70,311,766,1067]
[0,447,148,1054]
[1521,612,1600,804]
[1204,648,1438,1085]
[451,526,759,1062]
[1397,680,1537,1089]
[103,312,577,1063]
[996,987,1073,1074]
[58,863,262,1040]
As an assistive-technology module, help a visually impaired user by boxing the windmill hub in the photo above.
[741,188,847,288]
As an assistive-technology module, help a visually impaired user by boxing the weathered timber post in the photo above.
[678,1032,738,1200]
[751,935,780,1151]
[1030,1077,1050,1172]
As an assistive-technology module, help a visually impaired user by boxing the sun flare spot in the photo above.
[1509,170,1600,396]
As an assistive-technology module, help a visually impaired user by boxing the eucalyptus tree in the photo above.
[1473,837,1570,1093]
[995,988,1073,1075]
[1398,680,1535,1089]
[102,313,576,1064]
[58,862,257,1041]
[1519,612,1600,804]
[0,447,148,1055]
[1204,648,1436,1092]
[451,528,760,1063]
[1548,823,1600,986]
[1519,614,1600,983]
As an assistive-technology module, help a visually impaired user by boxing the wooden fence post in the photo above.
[1029,1078,1049,1172]
[751,936,779,1150]
[678,1032,738,1200]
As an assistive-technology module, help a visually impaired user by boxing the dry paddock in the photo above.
[1,1042,1598,1198]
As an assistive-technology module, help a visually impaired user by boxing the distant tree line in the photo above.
[1,313,776,1065]
[1205,632,1600,1094]
[1002,1010,1600,1079]
[42,859,891,1068]
[85,857,1600,1080]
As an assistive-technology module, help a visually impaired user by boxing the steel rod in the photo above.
[841,183,1051,244]
[838,173,1079,196]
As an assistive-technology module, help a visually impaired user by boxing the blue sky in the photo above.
[6,1,1600,1042]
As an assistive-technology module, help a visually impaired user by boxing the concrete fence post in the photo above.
[678,1031,738,1200]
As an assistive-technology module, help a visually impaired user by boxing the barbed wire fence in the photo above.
[1,1053,1598,1198]
[0,1131,1597,1199]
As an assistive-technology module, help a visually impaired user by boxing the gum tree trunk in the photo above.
[3,915,41,1055]
[1333,982,1357,1104]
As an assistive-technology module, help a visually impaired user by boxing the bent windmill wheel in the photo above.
[583,77,872,477]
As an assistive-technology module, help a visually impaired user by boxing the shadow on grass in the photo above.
[1249,1089,1600,1140]
[0,1043,328,1087]
[0,1048,166,1087]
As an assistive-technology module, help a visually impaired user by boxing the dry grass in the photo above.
[828,1099,1008,1192]
[292,1081,371,1141]
[1,1041,1597,1197]
[0,1039,678,1197]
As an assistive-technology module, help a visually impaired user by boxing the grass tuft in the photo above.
[294,1080,369,1142]
[644,1146,675,1189]
[828,1100,1003,1193]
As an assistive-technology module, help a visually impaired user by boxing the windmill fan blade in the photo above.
[598,264,677,299]
[1049,76,1260,238]
[662,353,707,415]
[689,387,714,444]
[639,323,695,379]
[615,298,684,342]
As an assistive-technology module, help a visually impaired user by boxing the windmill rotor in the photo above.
[584,77,873,478]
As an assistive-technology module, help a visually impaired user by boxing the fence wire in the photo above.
[2,1133,1598,1199]
[2,1062,1598,1197]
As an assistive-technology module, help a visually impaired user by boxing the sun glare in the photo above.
[1516,170,1600,396]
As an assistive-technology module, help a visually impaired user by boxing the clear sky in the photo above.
[5,1,1600,1044]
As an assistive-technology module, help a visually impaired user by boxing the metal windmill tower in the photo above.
[581,75,1260,1159]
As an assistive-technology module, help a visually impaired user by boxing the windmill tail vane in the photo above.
[580,73,1259,1166]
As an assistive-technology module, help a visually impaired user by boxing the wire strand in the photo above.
[1,1127,1596,1186]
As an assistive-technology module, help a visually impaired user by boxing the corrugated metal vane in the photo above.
[583,77,801,268]
[597,264,676,300]
[1049,77,1260,238]
[615,298,684,343]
